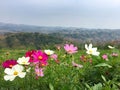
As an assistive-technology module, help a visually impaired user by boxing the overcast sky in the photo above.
[0,0,120,29]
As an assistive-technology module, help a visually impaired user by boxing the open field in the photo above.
[0,44,120,90]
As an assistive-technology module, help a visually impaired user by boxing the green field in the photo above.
[0,45,120,90]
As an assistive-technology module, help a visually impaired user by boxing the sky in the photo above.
[0,0,120,29]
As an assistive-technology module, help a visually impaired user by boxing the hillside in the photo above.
[0,22,120,49]
[0,33,64,49]
[0,22,120,42]
[57,29,120,42]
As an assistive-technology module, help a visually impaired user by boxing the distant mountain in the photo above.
[0,22,120,32]
[0,22,120,43]
[0,22,71,33]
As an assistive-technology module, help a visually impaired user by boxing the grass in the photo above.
[0,47,120,90]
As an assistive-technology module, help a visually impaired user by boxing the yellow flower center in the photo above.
[41,64,45,66]
[68,50,72,52]
[47,52,51,55]
[89,49,93,54]
[9,64,13,68]
[22,61,26,64]
[38,56,43,60]
[14,71,18,75]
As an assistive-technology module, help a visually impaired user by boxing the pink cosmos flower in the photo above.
[111,53,118,57]
[25,50,36,62]
[35,66,44,77]
[102,54,108,61]
[32,50,48,64]
[50,54,58,60]
[72,61,83,68]
[64,44,78,54]
[2,60,18,68]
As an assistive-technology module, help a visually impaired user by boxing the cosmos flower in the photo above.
[2,60,18,68]
[72,61,83,68]
[102,54,108,61]
[111,53,118,57]
[4,64,26,81]
[64,44,78,54]
[50,54,58,60]
[25,50,36,62]
[35,66,44,77]
[108,45,115,49]
[32,50,48,64]
[17,56,30,65]
[39,61,48,67]
[85,43,100,56]
[44,49,54,55]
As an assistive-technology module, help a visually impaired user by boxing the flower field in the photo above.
[0,44,120,90]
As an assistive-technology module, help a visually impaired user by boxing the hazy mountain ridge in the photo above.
[0,22,119,33]
[0,22,120,42]
[0,22,68,33]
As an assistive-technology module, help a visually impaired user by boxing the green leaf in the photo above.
[49,83,54,90]
[95,63,112,68]
[85,83,92,90]
[101,75,106,82]
[92,83,103,90]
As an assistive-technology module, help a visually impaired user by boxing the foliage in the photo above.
[4,32,64,49]
[0,44,120,89]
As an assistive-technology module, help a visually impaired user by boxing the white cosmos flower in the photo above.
[4,64,26,81]
[85,43,100,56]
[17,56,30,65]
[108,45,115,49]
[44,49,54,55]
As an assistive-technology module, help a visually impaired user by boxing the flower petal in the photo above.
[89,43,93,49]
[70,44,74,48]
[85,44,88,50]
[93,52,100,56]
[18,72,26,78]
[12,64,24,72]
[4,75,16,81]
[72,46,78,51]
[92,48,97,51]
[4,68,14,75]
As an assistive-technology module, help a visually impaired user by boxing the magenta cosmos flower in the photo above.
[64,44,78,54]
[25,50,36,62]
[32,50,48,65]
[2,59,18,68]
[39,60,48,67]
